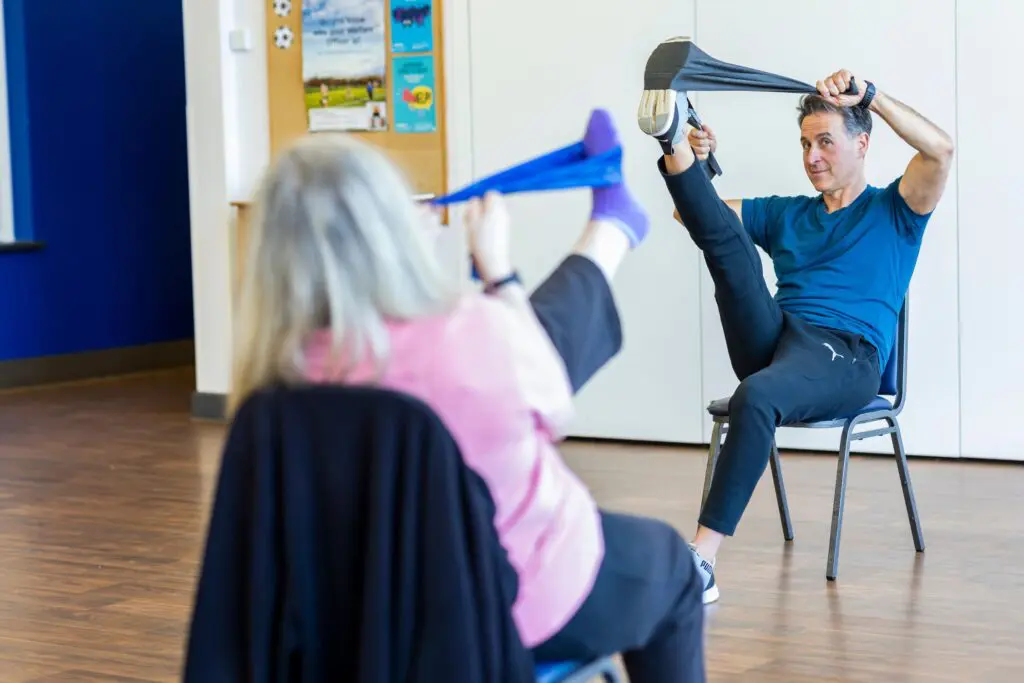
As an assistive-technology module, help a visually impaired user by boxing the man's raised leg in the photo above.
[639,85,782,381]
[638,52,784,604]
[529,108,650,394]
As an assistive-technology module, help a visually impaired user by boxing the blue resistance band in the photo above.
[431,140,623,206]
[432,139,623,281]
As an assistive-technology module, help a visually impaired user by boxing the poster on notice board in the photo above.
[389,0,433,53]
[392,55,436,133]
[302,0,388,132]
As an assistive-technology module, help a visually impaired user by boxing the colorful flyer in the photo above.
[389,0,433,53]
[302,0,389,132]
[392,55,436,133]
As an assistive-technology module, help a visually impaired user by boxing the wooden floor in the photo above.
[1,369,1022,682]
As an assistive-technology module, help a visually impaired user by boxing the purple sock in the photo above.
[583,108,650,248]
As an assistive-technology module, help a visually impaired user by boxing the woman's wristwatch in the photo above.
[483,271,521,294]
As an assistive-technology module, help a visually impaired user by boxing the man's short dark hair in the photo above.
[797,94,872,138]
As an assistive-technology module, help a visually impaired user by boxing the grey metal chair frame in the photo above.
[700,298,925,580]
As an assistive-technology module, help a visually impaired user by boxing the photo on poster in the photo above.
[302,0,388,132]
[390,0,433,53]
[393,55,436,133]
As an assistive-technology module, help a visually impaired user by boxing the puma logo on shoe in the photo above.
[687,543,720,604]
[823,342,844,361]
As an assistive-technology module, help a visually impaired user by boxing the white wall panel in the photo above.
[464,1,706,443]
[956,1,1024,462]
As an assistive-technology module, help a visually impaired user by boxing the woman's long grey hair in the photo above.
[230,133,458,413]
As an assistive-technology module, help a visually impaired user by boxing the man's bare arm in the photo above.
[869,90,955,216]
[820,70,954,216]
[725,199,743,221]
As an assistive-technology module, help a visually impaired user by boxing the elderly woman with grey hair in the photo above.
[230,108,706,683]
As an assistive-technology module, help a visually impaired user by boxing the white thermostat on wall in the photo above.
[228,29,253,53]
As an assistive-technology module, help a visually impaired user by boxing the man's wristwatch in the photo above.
[858,80,877,110]
[483,271,521,294]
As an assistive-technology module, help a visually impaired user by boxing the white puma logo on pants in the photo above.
[823,342,844,361]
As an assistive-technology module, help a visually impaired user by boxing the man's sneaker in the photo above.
[638,35,724,180]
[637,89,688,156]
[688,543,720,605]
[637,36,692,155]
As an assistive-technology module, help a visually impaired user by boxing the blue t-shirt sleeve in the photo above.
[881,176,932,242]
[741,196,783,253]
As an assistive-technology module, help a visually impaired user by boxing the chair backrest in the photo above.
[185,384,535,682]
[879,296,908,412]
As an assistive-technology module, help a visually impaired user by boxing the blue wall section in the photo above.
[0,0,193,362]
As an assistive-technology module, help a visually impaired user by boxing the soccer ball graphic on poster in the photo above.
[274,26,294,50]
[272,0,292,17]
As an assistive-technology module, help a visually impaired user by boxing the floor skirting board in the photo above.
[0,340,194,391]
[191,391,227,421]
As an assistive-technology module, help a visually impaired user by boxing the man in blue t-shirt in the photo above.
[638,58,954,604]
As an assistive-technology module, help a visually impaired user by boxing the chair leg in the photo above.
[891,417,925,553]
[701,421,723,510]
[826,422,854,581]
[769,442,794,541]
